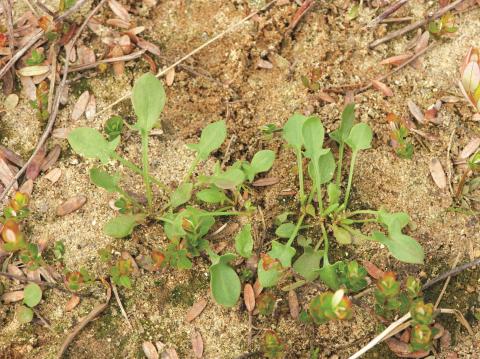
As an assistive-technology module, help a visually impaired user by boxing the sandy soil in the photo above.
[0,0,479,358]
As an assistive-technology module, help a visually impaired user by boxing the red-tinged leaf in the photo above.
[244,284,255,312]
[288,290,299,319]
[429,158,447,189]
[136,37,161,56]
[106,18,130,29]
[385,338,429,358]
[191,330,203,358]
[142,341,159,359]
[371,79,393,97]
[407,100,425,124]
[424,107,438,123]
[142,53,157,74]
[56,195,87,216]
[253,278,263,298]
[252,177,279,187]
[379,53,413,66]
[109,45,125,76]
[26,147,46,180]
[0,145,25,167]
[185,298,207,322]
[108,0,130,22]
[459,138,480,160]
[19,179,33,196]
[440,329,452,349]
[362,260,385,279]
[77,45,96,65]
[65,295,80,311]
[40,145,61,172]
[72,91,90,121]
[399,328,410,343]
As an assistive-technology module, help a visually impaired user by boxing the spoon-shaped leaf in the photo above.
[210,253,241,307]
[302,116,325,160]
[132,73,166,133]
[68,128,120,164]
[318,262,342,290]
[330,103,355,144]
[243,150,275,182]
[187,120,227,160]
[258,257,281,288]
[235,224,253,258]
[372,231,424,264]
[307,150,336,185]
[170,182,193,208]
[282,113,307,150]
[104,214,141,238]
[345,123,372,152]
[89,168,120,193]
[268,240,296,268]
[293,246,323,281]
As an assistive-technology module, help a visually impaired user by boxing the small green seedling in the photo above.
[308,289,352,325]
[17,283,42,324]
[261,331,286,359]
[258,104,424,292]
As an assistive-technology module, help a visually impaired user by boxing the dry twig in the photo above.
[111,282,132,328]
[367,0,409,29]
[369,0,467,48]
[57,280,112,358]
[68,50,146,73]
[422,257,480,290]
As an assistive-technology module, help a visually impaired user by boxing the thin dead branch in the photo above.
[68,50,146,73]
[367,0,409,29]
[111,282,132,328]
[422,257,480,290]
[369,0,467,49]
[0,0,108,202]
[434,252,462,309]
[56,280,112,358]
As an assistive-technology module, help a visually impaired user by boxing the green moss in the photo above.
[168,274,207,307]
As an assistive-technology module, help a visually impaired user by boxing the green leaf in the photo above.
[282,114,307,150]
[275,222,296,238]
[210,254,241,307]
[117,275,132,289]
[333,225,352,245]
[345,123,372,152]
[170,182,193,208]
[258,258,281,288]
[372,231,424,264]
[105,116,124,140]
[196,187,227,204]
[327,183,341,204]
[210,168,245,190]
[23,283,42,308]
[17,306,34,324]
[268,241,296,268]
[132,73,166,133]
[377,211,410,233]
[318,262,342,290]
[302,116,326,160]
[89,168,120,192]
[330,103,355,144]
[307,150,336,185]
[187,120,227,160]
[103,214,140,238]
[235,224,253,258]
[293,246,323,281]
[68,128,120,164]
[243,150,275,182]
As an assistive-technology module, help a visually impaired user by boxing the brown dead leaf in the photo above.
[106,18,131,29]
[77,45,96,65]
[459,138,480,160]
[371,79,393,97]
[0,145,25,167]
[2,291,24,303]
[56,195,87,216]
[407,100,425,124]
[252,177,279,187]
[433,323,445,340]
[19,179,33,195]
[142,341,159,359]
[317,91,336,103]
[26,146,46,180]
[18,65,49,77]
[144,0,158,6]
[253,278,263,298]
[65,295,80,312]
[414,31,430,54]
[288,290,299,320]
[191,330,203,358]
[429,158,447,189]
[257,59,273,69]
[362,260,385,279]
[0,158,17,189]
[473,113,480,122]
[8,264,25,278]
[186,299,207,322]
[52,128,70,139]
[72,91,90,121]
[379,53,413,66]
[136,37,161,56]
[109,45,125,76]
[41,145,61,172]
[399,328,410,343]
[244,284,255,312]
[5,94,19,110]
[166,68,175,86]
[127,26,146,36]
[440,329,452,349]
[108,0,130,22]
[118,35,132,54]
[85,94,96,120]
[162,348,179,359]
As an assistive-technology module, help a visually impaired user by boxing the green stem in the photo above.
[286,214,306,247]
[198,211,246,217]
[343,150,357,208]
[296,149,305,205]
[314,164,324,213]
[336,143,345,186]
[111,153,168,191]
[141,132,153,208]
[184,156,201,182]
[117,188,142,209]
[347,209,378,217]
[345,218,377,224]
[320,223,329,265]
